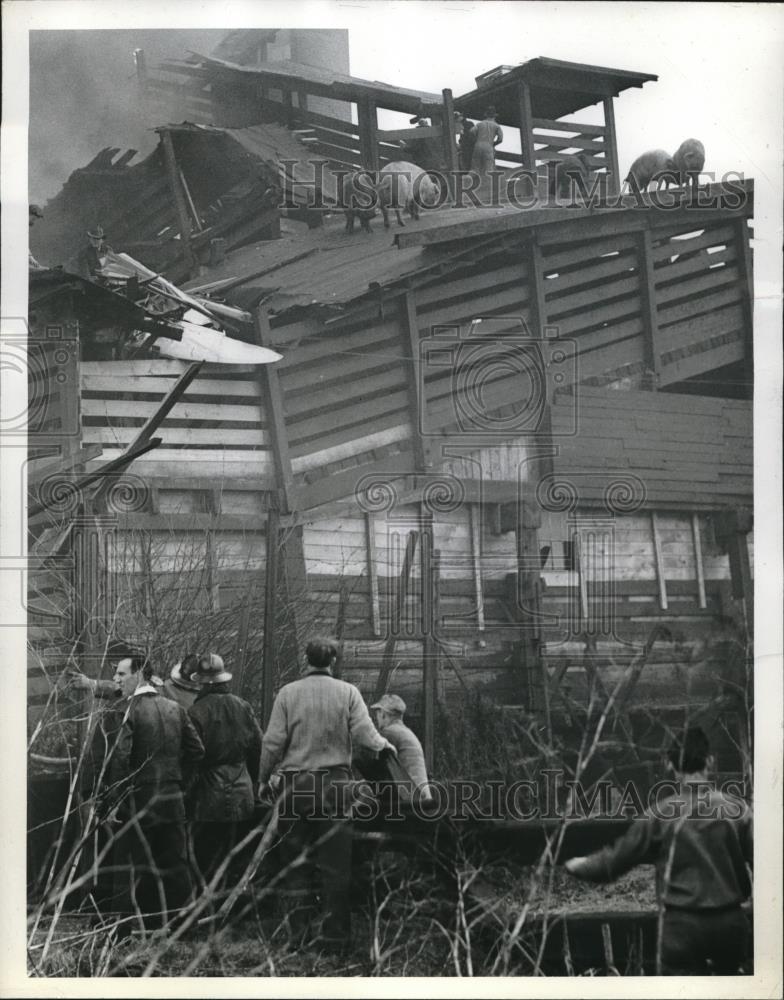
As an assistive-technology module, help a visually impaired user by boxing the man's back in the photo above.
[260,671,385,774]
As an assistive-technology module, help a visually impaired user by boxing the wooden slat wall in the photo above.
[549,386,752,507]
[80,361,274,484]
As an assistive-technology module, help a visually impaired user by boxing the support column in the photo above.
[602,97,621,197]
[637,228,662,390]
[402,290,429,470]
[358,98,380,172]
[514,501,545,713]
[253,307,297,512]
[160,129,197,276]
[516,81,537,170]
[440,89,460,201]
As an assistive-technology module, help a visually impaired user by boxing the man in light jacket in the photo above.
[258,638,395,953]
[370,693,432,804]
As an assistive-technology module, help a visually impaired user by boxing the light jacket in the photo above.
[188,684,263,822]
[259,669,389,782]
[378,718,431,800]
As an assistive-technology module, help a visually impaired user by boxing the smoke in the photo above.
[29,29,228,203]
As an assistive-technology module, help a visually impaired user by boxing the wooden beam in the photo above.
[421,510,437,774]
[516,80,537,169]
[516,506,546,713]
[402,290,429,470]
[253,307,296,513]
[573,530,590,629]
[365,512,382,637]
[469,503,485,631]
[261,506,280,728]
[691,513,707,609]
[160,129,196,274]
[650,511,668,610]
[637,229,662,390]
[441,89,459,201]
[602,97,620,196]
[373,529,418,701]
[357,97,380,173]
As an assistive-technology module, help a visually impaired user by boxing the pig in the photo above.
[622,149,677,193]
[339,170,378,234]
[671,138,706,193]
[547,153,592,200]
[376,161,439,228]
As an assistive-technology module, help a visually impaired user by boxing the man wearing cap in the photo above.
[103,659,204,930]
[370,693,432,804]
[162,653,201,711]
[187,653,263,889]
[258,637,395,952]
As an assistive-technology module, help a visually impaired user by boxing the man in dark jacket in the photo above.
[565,726,753,974]
[162,652,201,710]
[105,660,205,929]
[187,653,263,888]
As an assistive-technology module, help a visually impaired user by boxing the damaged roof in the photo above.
[193,54,444,114]
[182,216,442,314]
[157,121,341,205]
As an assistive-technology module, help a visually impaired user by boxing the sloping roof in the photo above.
[183,216,438,314]
[456,57,658,121]
[157,121,341,206]
[194,54,444,114]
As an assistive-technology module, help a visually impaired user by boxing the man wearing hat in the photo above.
[258,637,395,953]
[162,653,201,710]
[370,693,431,803]
[470,106,504,201]
[187,653,263,889]
[77,224,113,279]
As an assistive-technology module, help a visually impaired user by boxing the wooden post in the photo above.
[365,512,382,637]
[650,511,668,610]
[253,307,296,513]
[713,508,754,638]
[333,578,350,680]
[516,80,537,170]
[515,502,545,712]
[160,129,197,275]
[261,506,280,727]
[402,290,428,470]
[441,89,460,200]
[373,529,418,701]
[469,503,485,631]
[358,97,379,172]
[422,541,440,774]
[637,228,662,390]
[602,97,621,197]
[691,513,707,609]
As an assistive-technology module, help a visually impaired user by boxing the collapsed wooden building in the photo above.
[28,51,754,782]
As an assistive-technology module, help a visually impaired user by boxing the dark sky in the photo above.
[29,30,228,203]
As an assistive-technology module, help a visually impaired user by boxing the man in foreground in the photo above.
[258,638,395,953]
[104,660,205,931]
[565,726,753,974]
